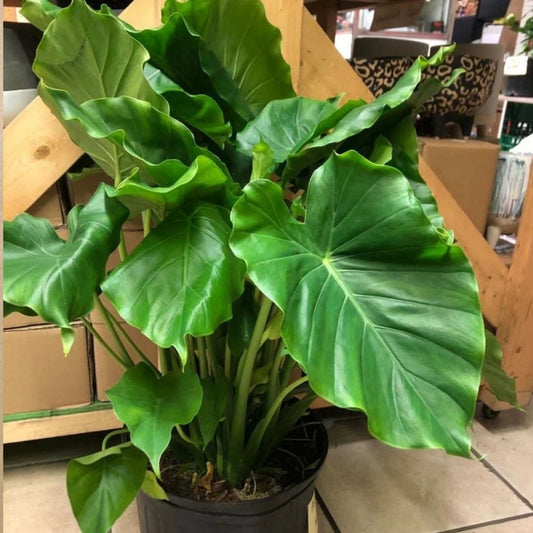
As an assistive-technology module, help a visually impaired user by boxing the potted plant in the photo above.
[502,11,533,96]
[5,1,518,532]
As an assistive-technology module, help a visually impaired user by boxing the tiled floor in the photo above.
[4,403,533,533]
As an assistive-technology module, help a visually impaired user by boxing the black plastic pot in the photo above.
[136,420,328,533]
[504,58,533,97]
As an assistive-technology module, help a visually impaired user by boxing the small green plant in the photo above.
[5,1,517,532]
[503,11,533,57]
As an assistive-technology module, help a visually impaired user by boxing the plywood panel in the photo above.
[262,0,304,83]
[298,9,374,101]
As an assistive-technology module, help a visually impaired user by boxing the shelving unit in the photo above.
[4,0,533,442]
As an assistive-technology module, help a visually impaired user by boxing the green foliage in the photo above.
[107,363,203,477]
[67,444,146,533]
[101,205,245,359]
[8,1,518,531]
[4,186,128,352]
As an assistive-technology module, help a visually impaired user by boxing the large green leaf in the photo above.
[236,97,337,163]
[161,0,296,122]
[107,363,203,477]
[283,47,460,180]
[144,63,232,147]
[482,331,520,408]
[230,151,485,457]
[102,205,245,359]
[110,155,230,220]
[67,443,146,533]
[130,12,217,101]
[39,89,225,187]
[3,185,128,352]
[34,0,165,109]
[237,97,366,164]
[33,0,167,179]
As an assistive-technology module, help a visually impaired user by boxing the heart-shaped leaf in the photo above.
[34,0,165,110]
[3,185,129,352]
[107,363,203,477]
[102,205,245,359]
[230,151,485,457]
[67,443,146,533]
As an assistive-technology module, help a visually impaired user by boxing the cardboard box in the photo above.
[4,323,92,414]
[91,322,159,401]
[418,138,500,233]
[27,183,65,228]
[68,172,144,230]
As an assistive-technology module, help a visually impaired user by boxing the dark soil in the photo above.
[160,461,283,503]
[160,419,327,504]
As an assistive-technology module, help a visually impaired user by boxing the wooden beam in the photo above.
[262,0,304,83]
[3,0,165,221]
[3,98,83,220]
[298,9,373,100]
[4,409,121,443]
[481,170,533,410]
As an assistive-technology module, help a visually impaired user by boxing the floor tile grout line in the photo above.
[471,447,533,511]
[435,511,533,533]
[315,489,342,533]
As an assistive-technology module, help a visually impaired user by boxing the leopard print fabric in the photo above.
[422,54,498,115]
[352,57,414,97]
[352,55,498,116]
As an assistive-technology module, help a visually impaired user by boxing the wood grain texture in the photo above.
[262,0,304,84]
[4,410,121,443]
[298,9,374,101]
[489,171,533,408]
[3,98,84,221]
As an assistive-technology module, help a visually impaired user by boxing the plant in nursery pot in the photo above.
[502,11,533,96]
[5,0,519,532]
